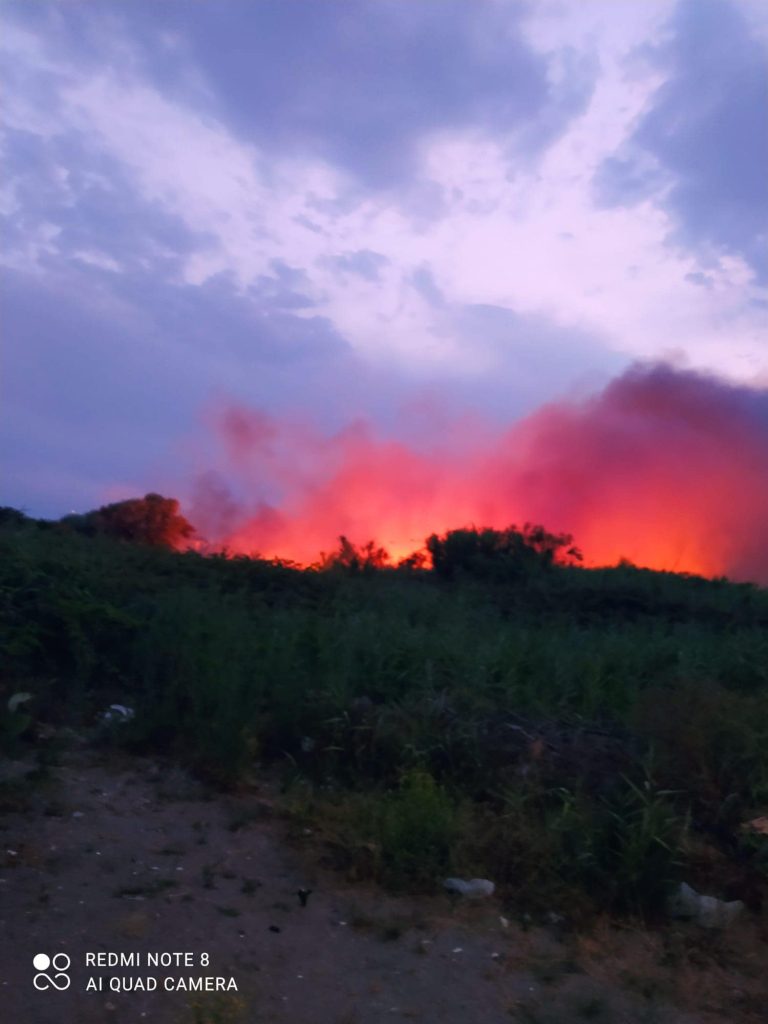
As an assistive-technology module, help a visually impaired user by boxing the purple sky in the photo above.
[2,0,767,518]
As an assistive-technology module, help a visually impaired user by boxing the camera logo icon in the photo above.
[33,953,71,991]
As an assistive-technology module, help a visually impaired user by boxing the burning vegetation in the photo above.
[184,363,768,583]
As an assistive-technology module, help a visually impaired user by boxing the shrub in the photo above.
[377,770,458,888]
[426,524,581,581]
[62,493,195,549]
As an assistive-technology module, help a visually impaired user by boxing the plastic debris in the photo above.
[668,882,744,929]
[443,877,495,898]
[102,704,135,724]
[7,693,32,713]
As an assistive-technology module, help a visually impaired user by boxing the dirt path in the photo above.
[0,749,764,1023]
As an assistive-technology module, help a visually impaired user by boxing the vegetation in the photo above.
[426,524,582,580]
[2,508,768,918]
[60,493,195,548]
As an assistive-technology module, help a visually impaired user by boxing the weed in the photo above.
[376,770,458,888]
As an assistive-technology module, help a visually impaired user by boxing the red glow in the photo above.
[189,365,768,582]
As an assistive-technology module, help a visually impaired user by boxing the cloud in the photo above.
[101,0,597,188]
[0,261,351,516]
[2,0,766,528]
[326,249,390,282]
[449,303,625,399]
[1,123,211,277]
[3,246,616,518]
[595,0,768,281]
[2,0,599,190]
[3,0,762,382]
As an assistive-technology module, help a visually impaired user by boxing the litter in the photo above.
[102,704,135,724]
[443,877,495,898]
[668,882,744,929]
[7,693,32,713]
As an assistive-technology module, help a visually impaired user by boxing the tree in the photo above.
[0,507,33,528]
[426,524,581,581]
[62,493,195,549]
[319,535,390,574]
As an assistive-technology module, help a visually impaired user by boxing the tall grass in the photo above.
[2,519,768,913]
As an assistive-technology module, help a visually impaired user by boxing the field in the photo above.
[3,512,768,922]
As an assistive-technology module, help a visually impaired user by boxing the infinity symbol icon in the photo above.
[33,953,71,991]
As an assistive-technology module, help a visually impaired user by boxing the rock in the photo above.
[443,877,495,898]
[668,882,744,928]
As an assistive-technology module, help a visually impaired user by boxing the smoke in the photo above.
[188,363,768,581]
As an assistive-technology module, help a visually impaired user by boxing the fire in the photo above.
[188,364,768,582]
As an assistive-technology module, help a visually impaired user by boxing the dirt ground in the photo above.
[1,748,765,1024]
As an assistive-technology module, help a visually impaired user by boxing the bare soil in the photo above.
[1,748,765,1024]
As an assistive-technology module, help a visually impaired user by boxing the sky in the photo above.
[2,0,767,568]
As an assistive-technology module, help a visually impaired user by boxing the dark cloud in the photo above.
[1,252,620,518]
[4,0,595,188]
[1,126,212,275]
[0,260,353,516]
[0,0,636,520]
[595,0,768,280]
[593,153,666,208]
[684,271,715,289]
[410,265,446,308]
[326,249,389,281]
[248,261,317,311]
[452,303,626,401]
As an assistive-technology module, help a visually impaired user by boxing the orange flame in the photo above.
[188,364,768,582]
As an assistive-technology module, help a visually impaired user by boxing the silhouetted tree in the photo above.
[320,535,390,574]
[0,507,33,528]
[426,524,581,581]
[62,493,195,549]
[397,550,428,571]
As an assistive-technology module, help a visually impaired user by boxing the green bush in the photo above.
[377,770,458,888]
